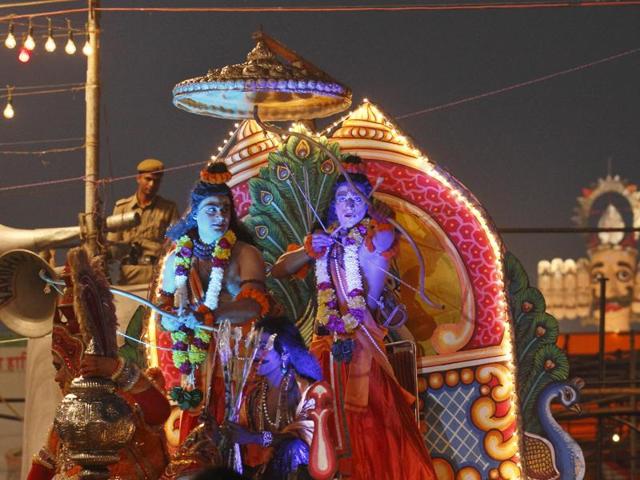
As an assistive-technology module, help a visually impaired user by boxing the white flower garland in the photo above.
[315,220,369,334]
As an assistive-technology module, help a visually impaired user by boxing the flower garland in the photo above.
[162,229,237,376]
[315,220,369,334]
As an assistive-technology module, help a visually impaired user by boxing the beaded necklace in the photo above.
[259,373,292,431]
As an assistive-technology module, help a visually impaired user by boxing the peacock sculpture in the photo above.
[505,252,585,479]
[243,126,340,341]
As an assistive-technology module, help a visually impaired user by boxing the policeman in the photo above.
[107,158,179,285]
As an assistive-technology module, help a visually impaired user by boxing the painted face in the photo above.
[256,332,282,377]
[195,195,232,242]
[335,184,368,229]
[590,247,637,331]
[53,355,73,393]
[136,172,163,198]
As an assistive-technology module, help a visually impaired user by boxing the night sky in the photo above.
[1,1,639,281]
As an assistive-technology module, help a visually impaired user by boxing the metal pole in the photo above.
[84,0,100,257]
[596,275,607,480]
[631,330,637,479]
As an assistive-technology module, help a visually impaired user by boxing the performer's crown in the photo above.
[342,155,366,175]
[200,161,232,185]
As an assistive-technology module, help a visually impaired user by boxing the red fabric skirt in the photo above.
[313,345,436,480]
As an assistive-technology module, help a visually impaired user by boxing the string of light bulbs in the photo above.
[2,16,92,62]
[1,84,85,120]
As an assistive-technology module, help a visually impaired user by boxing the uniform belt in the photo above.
[122,255,158,266]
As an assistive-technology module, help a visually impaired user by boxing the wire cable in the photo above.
[95,2,640,14]
[6,82,85,92]
[0,0,79,9]
[0,86,85,100]
[0,8,87,22]
[0,136,84,147]
[0,144,85,155]
[397,45,640,119]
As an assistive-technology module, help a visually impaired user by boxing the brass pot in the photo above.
[54,376,136,479]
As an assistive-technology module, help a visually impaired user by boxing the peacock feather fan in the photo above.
[505,251,570,435]
[243,125,340,342]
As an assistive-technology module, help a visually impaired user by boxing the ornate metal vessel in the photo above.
[54,376,135,479]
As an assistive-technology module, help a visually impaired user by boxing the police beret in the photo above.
[137,158,165,173]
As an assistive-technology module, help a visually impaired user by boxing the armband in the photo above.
[157,289,175,312]
[235,286,271,317]
[365,219,398,260]
[261,430,274,447]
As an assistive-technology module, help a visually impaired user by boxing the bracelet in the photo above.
[110,357,126,382]
[113,359,141,392]
[196,304,216,326]
[33,447,55,470]
[303,234,325,259]
[261,430,273,447]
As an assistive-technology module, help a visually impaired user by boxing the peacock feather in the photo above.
[243,125,341,342]
[505,252,571,436]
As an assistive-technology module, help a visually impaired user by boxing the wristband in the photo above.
[304,234,326,259]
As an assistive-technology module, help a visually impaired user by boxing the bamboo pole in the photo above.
[84,0,100,256]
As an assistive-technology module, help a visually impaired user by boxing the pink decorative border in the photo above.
[366,160,504,348]
[231,159,504,348]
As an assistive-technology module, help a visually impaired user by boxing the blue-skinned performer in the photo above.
[155,162,271,474]
[224,316,335,480]
[271,156,436,480]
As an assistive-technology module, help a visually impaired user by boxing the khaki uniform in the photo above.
[107,194,179,285]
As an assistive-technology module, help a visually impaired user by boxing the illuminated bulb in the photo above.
[65,20,75,54]
[65,36,76,55]
[612,433,621,443]
[3,99,14,119]
[45,35,56,52]
[45,19,56,52]
[234,123,239,128]
[18,46,31,63]
[25,31,35,51]
[217,146,223,151]
[4,23,16,49]
[228,131,233,135]
[82,39,93,56]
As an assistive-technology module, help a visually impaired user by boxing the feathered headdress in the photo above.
[52,248,120,373]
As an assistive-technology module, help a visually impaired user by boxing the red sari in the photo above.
[310,258,436,480]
